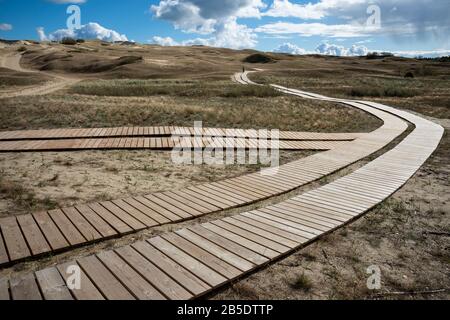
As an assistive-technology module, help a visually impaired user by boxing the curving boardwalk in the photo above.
[0,125,361,152]
[0,72,443,300]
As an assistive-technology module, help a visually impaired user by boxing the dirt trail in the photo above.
[0,52,80,98]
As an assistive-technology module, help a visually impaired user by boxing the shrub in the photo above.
[61,37,77,45]
[243,53,275,64]
[17,46,27,52]
[404,71,414,78]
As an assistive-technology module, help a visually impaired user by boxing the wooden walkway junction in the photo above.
[0,72,443,300]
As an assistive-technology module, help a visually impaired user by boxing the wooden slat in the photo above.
[97,250,166,300]
[35,267,73,300]
[75,205,118,238]
[148,237,226,287]
[114,246,193,300]
[48,209,86,246]
[0,229,9,265]
[16,214,51,256]
[0,278,9,300]
[10,274,42,300]
[77,255,135,300]
[161,233,241,279]
[32,211,69,251]
[57,261,104,300]
[62,207,102,242]
[0,216,30,261]
[132,241,210,296]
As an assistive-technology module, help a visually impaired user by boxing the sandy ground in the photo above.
[0,150,312,217]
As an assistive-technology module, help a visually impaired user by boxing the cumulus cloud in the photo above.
[0,23,13,31]
[274,43,310,55]
[151,0,264,49]
[273,42,369,57]
[258,0,450,42]
[37,23,128,42]
[152,18,257,49]
[316,43,369,56]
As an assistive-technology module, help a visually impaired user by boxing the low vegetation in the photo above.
[70,80,281,98]
[0,80,382,133]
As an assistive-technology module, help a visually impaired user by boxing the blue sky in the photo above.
[1,0,449,57]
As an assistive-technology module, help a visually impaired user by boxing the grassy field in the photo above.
[0,80,382,133]
[251,66,450,119]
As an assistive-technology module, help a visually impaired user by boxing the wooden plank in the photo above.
[75,205,118,238]
[112,199,159,227]
[0,216,31,261]
[57,261,104,300]
[123,197,170,224]
[148,236,226,287]
[162,233,241,279]
[32,211,69,251]
[88,203,133,234]
[0,229,10,265]
[35,267,73,300]
[97,250,166,300]
[100,201,146,231]
[77,255,135,300]
[61,207,102,242]
[211,220,290,254]
[224,216,298,248]
[114,246,193,300]
[153,193,204,217]
[164,191,214,214]
[0,278,9,300]
[134,196,181,221]
[48,209,86,246]
[189,225,268,265]
[132,241,210,296]
[202,222,278,259]
[16,214,51,256]
[144,195,193,219]
[10,274,42,300]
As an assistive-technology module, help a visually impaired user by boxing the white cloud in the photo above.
[151,0,263,49]
[316,42,368,56]
[389,49,450,58]
[259,0,450,42]
[263,0,328,19]
[152,18,257,49]
[0,23,13,31]
[152,36,179,46]
[37,23,128,42]
[274,43,311,55]
[273,42,369,57]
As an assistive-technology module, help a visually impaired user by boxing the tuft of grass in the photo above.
[349,85,422,98]
[69,79,281,98]
[290,273,313,292]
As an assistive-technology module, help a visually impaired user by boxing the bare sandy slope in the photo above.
[0,52,80,98]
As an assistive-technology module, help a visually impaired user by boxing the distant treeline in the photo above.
[415,56,450,62]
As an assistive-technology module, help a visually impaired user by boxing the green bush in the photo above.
[61,37,77,45]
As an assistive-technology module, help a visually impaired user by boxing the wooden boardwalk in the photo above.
[0,126,361,152]
[0,113,400,268]
[0,73,443,300]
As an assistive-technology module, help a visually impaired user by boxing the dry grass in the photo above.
[0,67,51,87]
[0,81,382,133]
[70,80,281,98]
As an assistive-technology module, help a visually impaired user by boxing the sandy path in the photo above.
[0,52,80,98]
